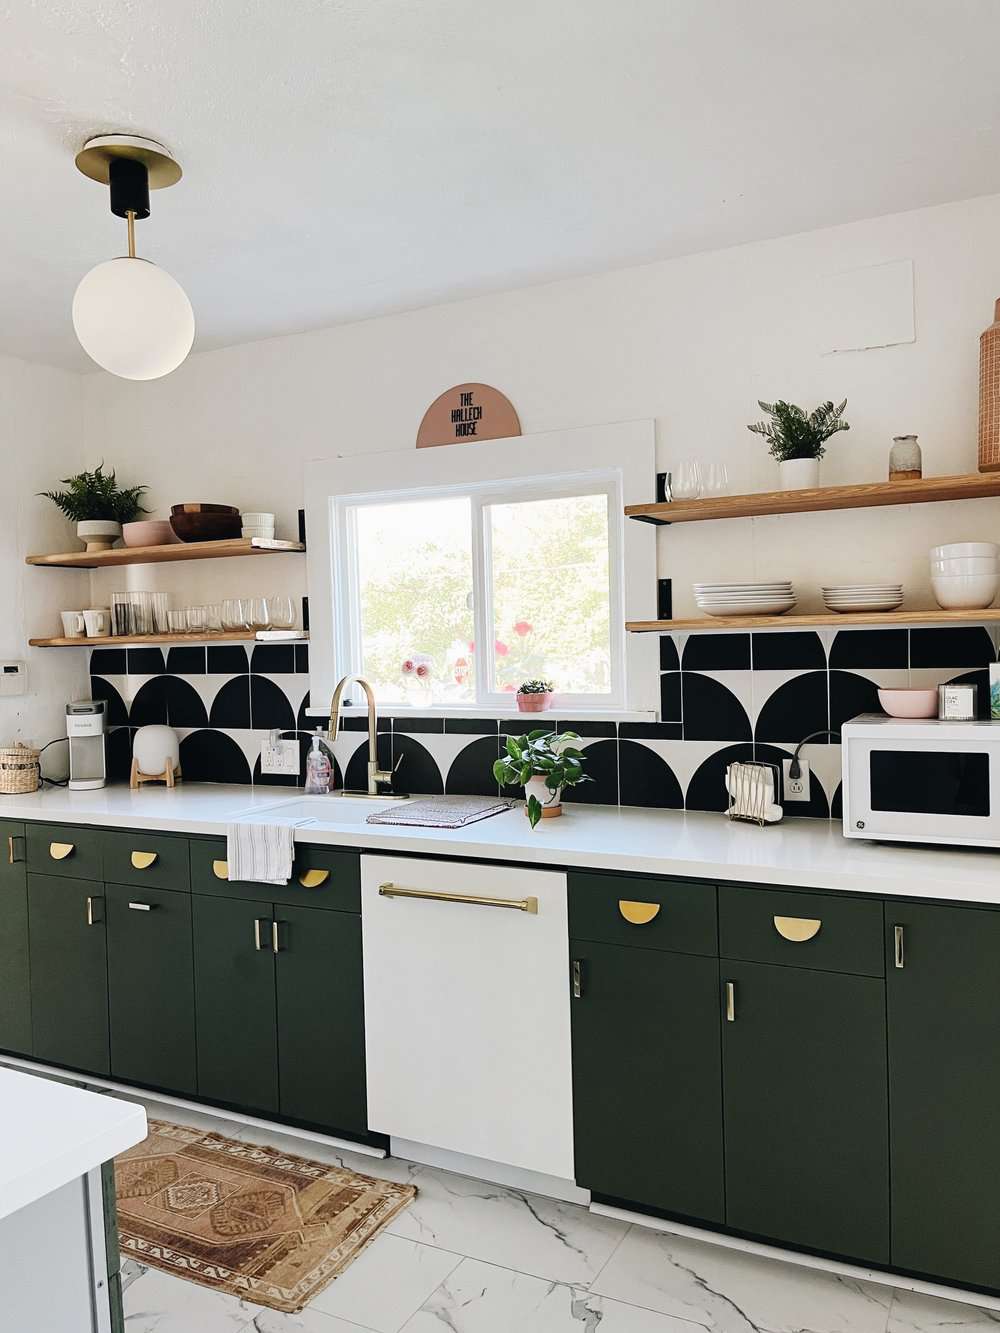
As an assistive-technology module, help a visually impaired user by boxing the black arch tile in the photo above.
[444,717,499,734]
[251,644,296,675]
[910,627,994,668]
[755,744,830,819]
[686,743,754,813]
[166,646,206,675]
[619,739,683,809]
[129,676,170,727]
[620,721,682,740]
[390,735,444,795]
[126,647,165,675]
[105,727,136,782]
[445,736,501,795]
[164,676,209,729]
[294,644,309,674]
[391,716,445,733]
[563,738,618,805]
[558,719,616,738]
[89,676,128,727]
[752,632,825,670]
[249,677,296,731]
[253,733,342,789]
[179,730,252,784]
[829,629,907,669]
[209,677,251,729]
[660,671,681,722]
[659,636,680,671]
[682,634,750,671]
[89,647,126,676]
[829,670,882,734]
[207,644,249,674]
[682,674,752,742]
[754,671,829,745]
[948,668,991,719]
[831,781,844,821]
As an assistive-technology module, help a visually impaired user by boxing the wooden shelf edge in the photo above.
[28,631,309,648]
[628,609,1000,632]
[26,537,306,569]
[626,472,1000,525]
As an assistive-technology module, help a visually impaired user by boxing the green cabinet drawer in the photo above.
[190,838,360,912]
[103,830,191,892]
[719,885,884,977]
[569,872,717,956]
[26,822,103,882]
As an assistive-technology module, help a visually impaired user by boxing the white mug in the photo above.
[83,609,110,638]
[60,611,86,638]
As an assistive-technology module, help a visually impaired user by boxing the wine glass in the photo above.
[248,597,271,631]
[702,462,729,496]
[222,599,248,632]
[268,595,295,630]
[671,460,703,500]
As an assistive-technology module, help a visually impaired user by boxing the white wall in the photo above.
[79,192,1000,626]
[0,355,89,774]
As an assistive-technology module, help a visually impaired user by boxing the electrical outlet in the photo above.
[782,758,811,803]
[261,738,300,776]
[0,661,27,697]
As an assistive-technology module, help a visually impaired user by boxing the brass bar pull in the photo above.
[6,835,11,865]
[894,924,905,970]
[378,882,538,914]
[131,851,158,870]
[128,901,154,912]
[9,835,24,864]
[298,868,330,888]
[86,895,103,926]
[50,841,75,861]
[572,959,583,999]
[213,859,229,881]
[725,980,736,1022]
[253,918,268,951]
[773,915,821,943]
[271,920,283,954]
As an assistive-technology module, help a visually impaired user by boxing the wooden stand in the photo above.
[130,757,182,791]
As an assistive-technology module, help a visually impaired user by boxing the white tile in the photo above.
[886,1287,1000,1332]
[309,1233,461,1332]
[591,1228,892,1333]
[124,1266,264,1332]
[385,1162,627,1286]
[242,1310,376,1333]
[399,1257,703,1333]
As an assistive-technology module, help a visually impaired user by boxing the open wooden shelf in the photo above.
[626,472,1000,525]
[25,537,305,569]
[628,608,1000,632]
[28,631,308,648]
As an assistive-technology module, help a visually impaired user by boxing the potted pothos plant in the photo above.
[516,679,553,712]
[747,398,849,489]
[494,729,590,827]
[39,463,149,552]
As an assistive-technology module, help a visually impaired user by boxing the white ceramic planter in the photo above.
[76,520,122,552]
[524,774,562,819]
[778,458,820,490]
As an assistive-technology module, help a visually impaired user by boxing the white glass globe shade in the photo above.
[72,256,194,380]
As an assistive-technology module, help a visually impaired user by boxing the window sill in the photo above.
[303,703,657,723]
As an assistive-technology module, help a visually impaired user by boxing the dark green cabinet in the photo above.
[887,901,1000,1289]
[193,894,279,1114]
[571,939,724,1223]
[27,873,109,1075]
[107,883,196,1095]
[722,960,889,1262]
[0,820,31,1054]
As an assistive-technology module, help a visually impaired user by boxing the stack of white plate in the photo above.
[822,584,903,613]
[694,582,796,616]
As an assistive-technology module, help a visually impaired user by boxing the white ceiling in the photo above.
[4,0,1000,371]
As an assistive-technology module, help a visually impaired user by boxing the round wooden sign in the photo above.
[416,383,521,448]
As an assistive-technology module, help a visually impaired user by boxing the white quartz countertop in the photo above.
[4,783,1000,904]
[0,1067,146,1221]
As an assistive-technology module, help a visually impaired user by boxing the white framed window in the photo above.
[305,421,658,718]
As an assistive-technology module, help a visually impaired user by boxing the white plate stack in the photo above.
[694,582,796,616]
[822,584,904,613]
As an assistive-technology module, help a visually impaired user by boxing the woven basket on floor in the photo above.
[0,744,40,795]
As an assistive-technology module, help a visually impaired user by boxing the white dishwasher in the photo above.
[362,853,574,1182]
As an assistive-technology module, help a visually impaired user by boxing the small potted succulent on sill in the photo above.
[494,729,590,828]
[516,679,553,712]
[747,398,849,490]
[39,462,149,552]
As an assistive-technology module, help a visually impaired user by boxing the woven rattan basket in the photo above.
[0,743,40,795]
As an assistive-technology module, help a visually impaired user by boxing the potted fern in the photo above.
[747,399,849,489]
[39,463,148,552]
[494,729,590,827]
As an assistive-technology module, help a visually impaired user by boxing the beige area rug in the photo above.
[115,1119,415,1313]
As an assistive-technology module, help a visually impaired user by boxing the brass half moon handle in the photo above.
[773,915,821,942]
[618,900,661,926]
[212,859,229,881]
[49,841,75,861]
[298,868,330,889]
[131,851,158,870]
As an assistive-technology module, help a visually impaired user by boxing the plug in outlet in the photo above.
[261,738,300,776]
[782,758,811,803]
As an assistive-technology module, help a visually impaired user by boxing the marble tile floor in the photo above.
[110,1093,1000,1333]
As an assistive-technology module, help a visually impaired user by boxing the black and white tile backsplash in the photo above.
[90,623,1000,818]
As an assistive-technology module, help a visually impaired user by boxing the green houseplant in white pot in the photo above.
[39,463,149,552]
[747,398,849,490]
[494,729,590,827]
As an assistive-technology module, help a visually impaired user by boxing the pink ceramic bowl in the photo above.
[122,520,180,548]
[877,687,939,719]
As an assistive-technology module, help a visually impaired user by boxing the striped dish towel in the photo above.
[366,797,514,828]
[227,821,298,885]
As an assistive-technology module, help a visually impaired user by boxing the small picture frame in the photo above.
[938,682,978,721]
[991,664,1000,720]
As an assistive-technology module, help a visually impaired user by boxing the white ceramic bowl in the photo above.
[930,556,998,575]
[930,542,999,560]
[242,512,275,523]
[931,572,999,609]
[877,687,939,719]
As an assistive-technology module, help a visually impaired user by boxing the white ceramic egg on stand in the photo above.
[131,725,181,789]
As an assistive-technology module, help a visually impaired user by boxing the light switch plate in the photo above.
[261,738,299,776]
[0,661,27,696]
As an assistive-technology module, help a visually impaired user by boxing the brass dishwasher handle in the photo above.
[50,841,75,861]
[378,882,538,914]
[131,851,158,870]
[894,924,905,969]
[773,915,821,942]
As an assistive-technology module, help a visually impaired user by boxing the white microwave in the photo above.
[842,716,1000,848]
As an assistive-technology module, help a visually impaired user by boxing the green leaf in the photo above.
[526,794,543,829]
[505,735,522,760]
[492,759,507,784]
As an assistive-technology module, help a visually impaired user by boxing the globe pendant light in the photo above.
[72,134,194,380]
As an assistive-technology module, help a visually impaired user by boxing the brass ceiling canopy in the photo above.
[75,134,182,189]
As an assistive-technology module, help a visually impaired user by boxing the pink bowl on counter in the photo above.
[877,687,939,719]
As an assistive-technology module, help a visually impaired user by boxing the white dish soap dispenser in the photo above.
[304,729,332,794]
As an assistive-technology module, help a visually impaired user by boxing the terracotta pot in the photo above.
[516,692,551,712]
[524,774,562,818]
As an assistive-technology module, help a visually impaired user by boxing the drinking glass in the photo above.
[187,606,207,633]
[268,595,295,629]
[205,603,223,632]
[671,460,703,500]
[222,598,248,632]
[167,610,187,635]
[702,463,729,496]
[248,597,271,631]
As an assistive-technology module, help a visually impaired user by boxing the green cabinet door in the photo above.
[0,821,31,1054]
[107,883,197,1095]
[275,904,367,1134]
[571,940,724,1223]
[722,960,888,1262]
[193,894,278,1114]
[887,902,1000,1288]
[27,873,109,1075]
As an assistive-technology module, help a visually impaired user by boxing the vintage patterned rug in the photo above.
[115,1119,415,1313]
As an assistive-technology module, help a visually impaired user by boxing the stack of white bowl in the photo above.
[241,511,276,541]
[694,581,795,617]
[930,543,998,609]
[822,584,904,613]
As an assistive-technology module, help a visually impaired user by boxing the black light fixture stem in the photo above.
[107,156,150,220]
